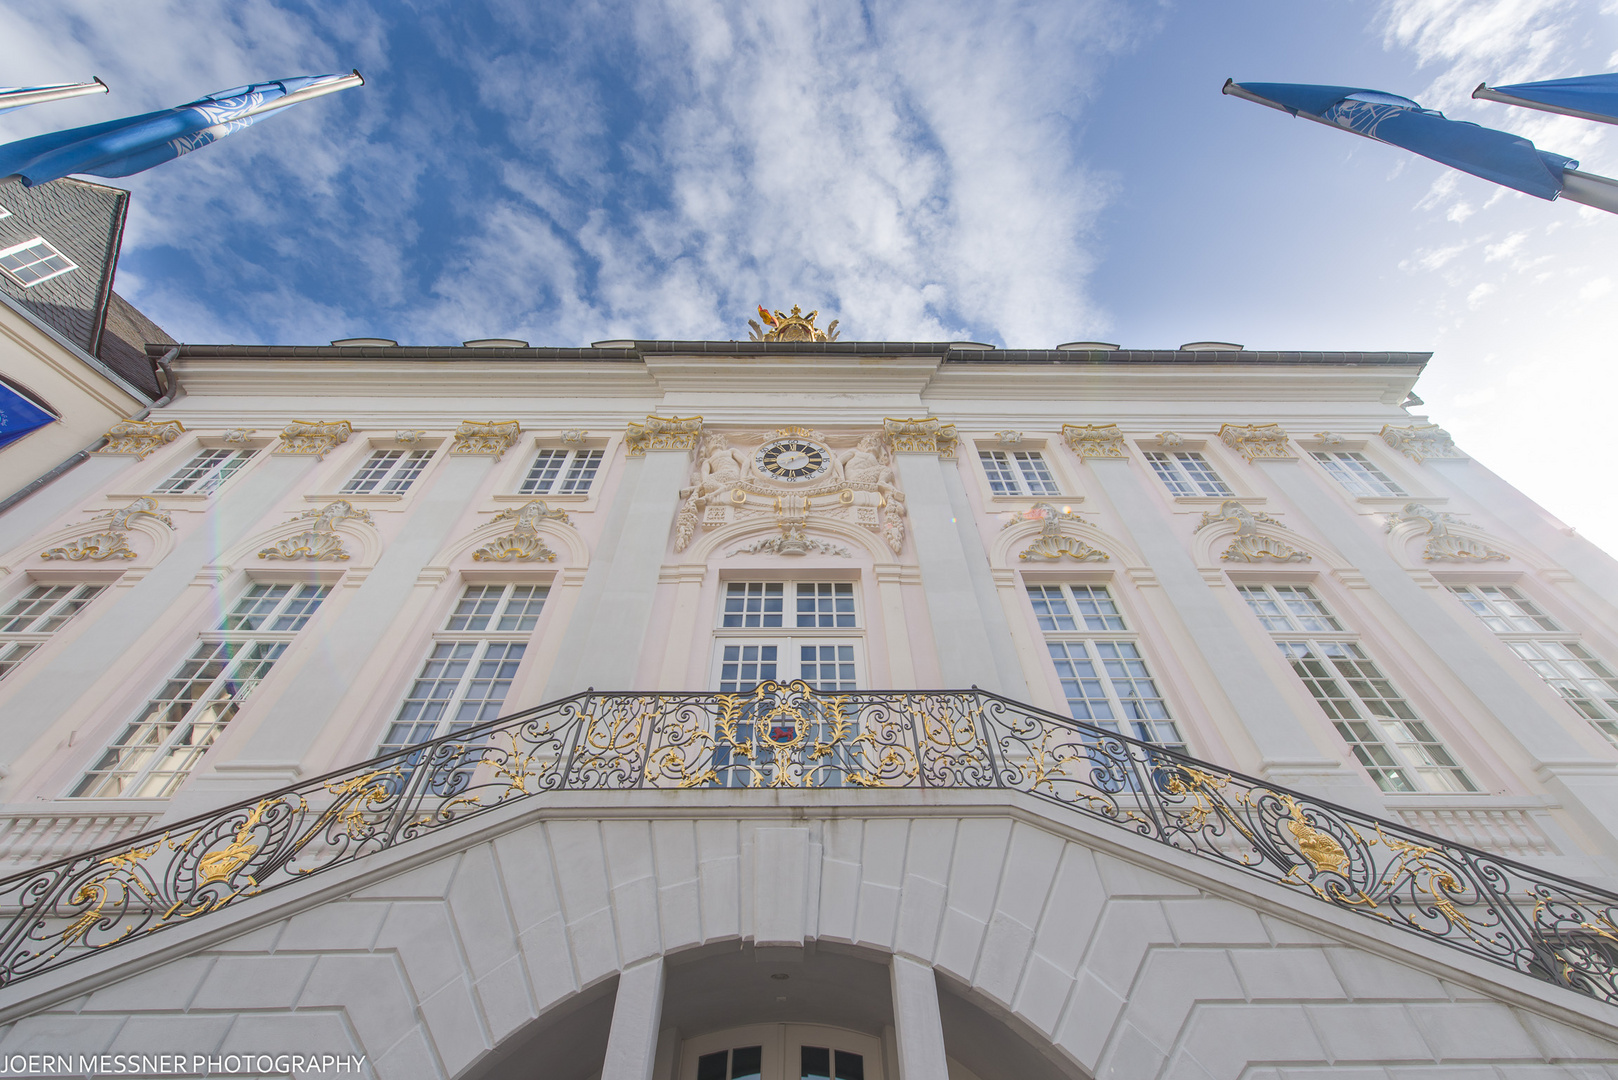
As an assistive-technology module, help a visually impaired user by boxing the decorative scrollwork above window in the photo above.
[559,429,587,445]
[1156,431,1185,448]
[42,497,173,561]
[274,420,352,459]
[471,500,568,562]
[1061,423,1127,459]
[258,500,372,562]
[1219,423,1292,461]
[221,428,256,444]
[1005,502,1108,562]
[1381,424,1464,463]
[626,415,703,457]
[394,430,425,444]
[882,417,957,458]
[450,420,521,460]
[95,419,184,459]
[1385,503,1507,562]
[1196,499,1309,562]
[995,430,1023,446]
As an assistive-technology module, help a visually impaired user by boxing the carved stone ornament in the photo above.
[222,428,257,444]
[258,500,373,561]
[1381,423,1464,463]
[394,430,425,444]
[43,498,173,561]
[274,420,352,459]
[95,419,185,459]
[1196,499,1309,562]
[626,415,704,457]
[1314,431,1347,446]
[747,304,840,342]
[450,420,521,460]
[883,417,957,459]
[1005,503,1108,562]
[472,500,569,562]
[1062,423,1127,459]
[679,429,905,555]
[1385,502,1507,562]
[995,430,1023,446]
[1157,431,1185,448]
[1219,423,1292,462]
[560,429,587,445]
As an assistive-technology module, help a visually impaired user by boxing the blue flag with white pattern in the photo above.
[0,72,361,187]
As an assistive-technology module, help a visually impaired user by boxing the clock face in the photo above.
[755,438,832,483]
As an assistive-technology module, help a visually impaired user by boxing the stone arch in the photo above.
[686,514,894,564]
[11,510,178,571]
[1383,515,1547,573]
[219,507,385,569]
[430,512,590,569]
[3,795,1614,1079]
[1190,507,1356,573]
[987,515,1144,571]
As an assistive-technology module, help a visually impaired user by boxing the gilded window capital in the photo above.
[450,420,522,459]
[882,417,958,458]
[95,419,185,459]
[1219,422,1293,461]
[626,415,703,456]
[1061,423,1127,459]
[275,420,352,459]
[1381,423,1464,463]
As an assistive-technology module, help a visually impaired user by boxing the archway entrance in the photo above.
[680,1024,880,1080]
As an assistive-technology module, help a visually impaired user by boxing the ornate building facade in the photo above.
[0,319,1616,1077]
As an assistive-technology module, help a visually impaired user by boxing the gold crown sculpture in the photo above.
[748,304,840,342]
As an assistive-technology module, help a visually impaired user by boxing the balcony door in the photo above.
[679,1024,882,1080]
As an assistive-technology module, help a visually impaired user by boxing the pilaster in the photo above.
[602,958,666,1080]
[889,955,949,1080]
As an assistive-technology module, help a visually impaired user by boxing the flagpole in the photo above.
[1473,83,1618,127]
[0,79,108,111]
[1560,169,1618,214]
[234,72,363,122]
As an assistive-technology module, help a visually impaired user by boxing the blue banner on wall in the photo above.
[0,381,56,450]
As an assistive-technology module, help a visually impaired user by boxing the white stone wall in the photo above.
[3,793,1615,1080]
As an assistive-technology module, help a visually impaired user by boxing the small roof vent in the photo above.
[950,341,996,350]
[591,339,636,349]
[1180,341,1243,351]
[1056,341,1120,351]
[462,338,529,348]
[330,337,398,347]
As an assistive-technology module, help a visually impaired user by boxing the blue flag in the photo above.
[0,381,55,450]
[0,72,361,187]
[1225,80,1576,200]
[0,80,108,118]
[1477,74,1618,127]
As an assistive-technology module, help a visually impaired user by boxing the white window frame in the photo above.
[520,447,604,496]
[713,580,863,691]
[70,582,332,798]
[1025,581,1186,751]
[0,582,108,681]
[1311,450,1406,497]
[341,447,434,495]
[1449,583,1618,746]
[1238,583,1476,793]
[1143,450,1233,498]
[152,447,258,495]
[0,236,76,287]
[977,447,1061,497]
[376,583,548,756]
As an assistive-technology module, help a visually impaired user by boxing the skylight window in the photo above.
[0,237,75,287]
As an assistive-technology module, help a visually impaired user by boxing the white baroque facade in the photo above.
[1,328,1617,1078]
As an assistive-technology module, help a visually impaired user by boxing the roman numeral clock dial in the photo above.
[755,438,831,482]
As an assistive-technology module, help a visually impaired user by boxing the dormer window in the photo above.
[0,237,75,286]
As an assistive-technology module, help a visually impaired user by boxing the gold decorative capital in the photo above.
[1219,423,1292,462]
[626,415,703,457]
[451,420,522,459]
[1062,423,1127,459]
[96,419,185,459]
[1381,423,1463,463]
[748,304,840,342]
[883,417,958,459]
[275,420,352,459]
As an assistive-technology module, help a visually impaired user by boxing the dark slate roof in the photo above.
[0,178,167,398]
[158,340,1431,368]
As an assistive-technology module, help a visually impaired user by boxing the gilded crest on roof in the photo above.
[748,304,840,342]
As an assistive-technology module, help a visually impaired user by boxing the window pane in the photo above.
[1026,585,1075,631]
[1176,452,1232,496]
[730,1046,762,1080]
[800,643,856,691]
[0,641,40,681]
[342,449,404,494]
[1048,641,1113,721]
[834,1051,864,1080]
[796,582,856,628]
[801,1047,831,1080]
[559,449,603,493]
[1144,452,1195,497]
[723,582,784,628]
[1069,585,1126,631]
[447,584,506,631]
[1238,585,1294,632]
[520,449,568,495]
[1,583,105,634]
[697,1052,728,1080]
[1313,451,1404,497]
[979,449,1021,495]
[224,583,291,631]
[720,643,778,692]
[155,448,248,494]
[1013,452,1060,495]
[496,584,548,631]
[1274,586,1341,632]
[382,449,433,493]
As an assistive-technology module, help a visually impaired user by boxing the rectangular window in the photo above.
[152,448,257,495]
[715,580,862,691]
[520,448,604,495]
[342,448,433,494]
[1312,451,1405,497]
[0,237,76,286]
[1449,584,1618,746]
[1239,583,1475,793]
[1143,451,1233,497]
[978,449,1060,496]
[377,583,546,755]
[0,583,106,681]
[1027,583,1185,751]
[71,583,331,797]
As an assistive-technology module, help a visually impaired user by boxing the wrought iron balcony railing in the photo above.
[2,682,1616,1004]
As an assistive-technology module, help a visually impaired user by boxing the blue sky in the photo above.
[1,0,1615,547]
